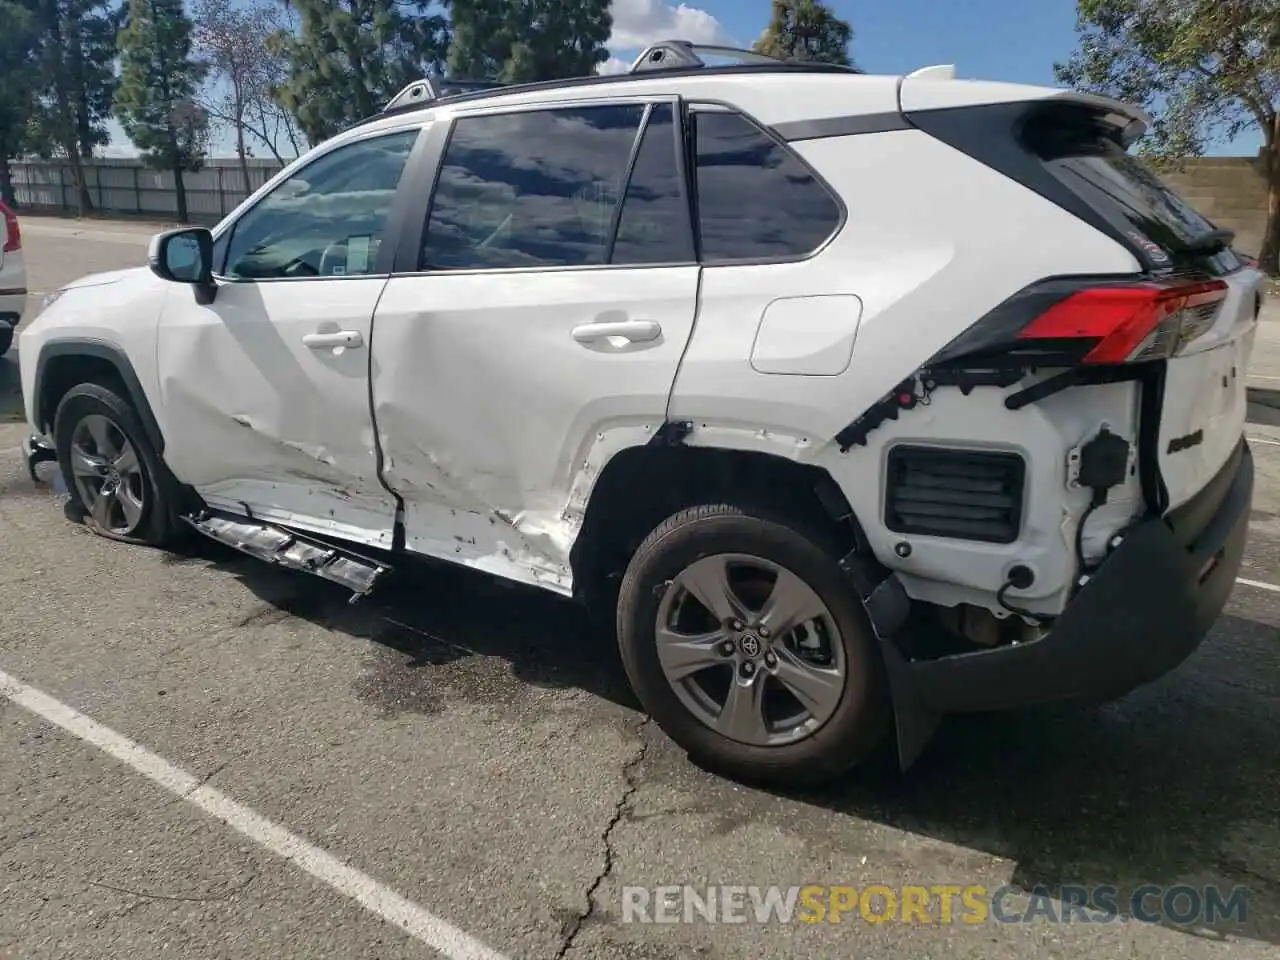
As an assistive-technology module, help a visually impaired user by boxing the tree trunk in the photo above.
[67,149,92,215]
[174,166,188,223]
[237,127,251,196]
[1261,121,1280,277]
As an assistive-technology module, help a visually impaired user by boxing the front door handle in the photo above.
[302,330,364,349]
[571,319,662,344]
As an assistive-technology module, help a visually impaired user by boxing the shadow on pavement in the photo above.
[163,527,1280,947]
[1249,387,1280,427]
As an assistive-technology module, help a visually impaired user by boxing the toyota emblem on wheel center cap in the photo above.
[739,633,762,659]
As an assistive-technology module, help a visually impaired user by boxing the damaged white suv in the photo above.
[19,42,1266,784]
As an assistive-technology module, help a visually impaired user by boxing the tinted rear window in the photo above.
[1024,108,1243,274]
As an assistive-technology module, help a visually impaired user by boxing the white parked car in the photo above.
[0,199,25,354]
[18,42,1266,784]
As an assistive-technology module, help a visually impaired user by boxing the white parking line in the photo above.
[0,668,509,960]
[1237,577,1280,595]
[1248,436,1280,447]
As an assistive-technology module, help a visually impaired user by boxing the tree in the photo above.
[26,0,122,214]
[444,0,611,82]
[114,0,210,222]
[0,0,39,205]
[753,0,854,66]
[268,0,450,146]
[194,0,302,190]
[1056,0,1280,275]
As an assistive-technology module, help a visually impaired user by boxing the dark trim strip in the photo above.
[772,111,912,142]
[604,103,653,266]
[34,338,166,453]
[347,62,866,131]
[0,288,26,296]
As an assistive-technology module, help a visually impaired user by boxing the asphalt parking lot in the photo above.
[1,216,1279,959]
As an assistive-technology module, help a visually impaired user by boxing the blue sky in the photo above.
[106,0,1262,157]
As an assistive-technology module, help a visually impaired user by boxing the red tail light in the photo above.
[1015,279,1228,364]
[929,275,1230,370]
[0,201,20,253]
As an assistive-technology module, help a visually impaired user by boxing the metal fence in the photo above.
[9,157,289,225]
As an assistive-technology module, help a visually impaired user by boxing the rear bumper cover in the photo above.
[909,438,1253,712]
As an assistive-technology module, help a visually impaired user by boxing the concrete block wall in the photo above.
[1156,157,1268,258]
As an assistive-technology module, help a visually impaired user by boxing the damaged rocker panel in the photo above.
[185,511,392,600]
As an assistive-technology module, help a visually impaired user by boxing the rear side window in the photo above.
[691,110,841,262]
[422,104,645,270]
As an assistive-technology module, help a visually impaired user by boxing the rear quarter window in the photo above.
[691,109,842,262]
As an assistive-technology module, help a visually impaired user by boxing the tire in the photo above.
[0,326,12,355]
[617,503,890,786]
[52,381,182,546]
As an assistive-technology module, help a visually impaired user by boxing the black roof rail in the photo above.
[382,76,513,113]
[628,39,863,75]
[628,40,786,73]
[355,40,864,129]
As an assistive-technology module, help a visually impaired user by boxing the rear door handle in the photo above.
[302,330,364,349]
[571,319,662,344]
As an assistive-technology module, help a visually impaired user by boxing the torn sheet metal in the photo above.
[186,512,391,598]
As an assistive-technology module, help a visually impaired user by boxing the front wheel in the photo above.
[52,382,182,546]
[616,504,889,786]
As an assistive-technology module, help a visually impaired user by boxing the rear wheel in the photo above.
[0,325,13,355]
[617,504,889,785]
[52,382,181,546]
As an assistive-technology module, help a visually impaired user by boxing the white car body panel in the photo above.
[19,267,167,431]
[372,266,701,592]
[155,277,398,546]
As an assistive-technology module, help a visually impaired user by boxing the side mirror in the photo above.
[148,227,216,304]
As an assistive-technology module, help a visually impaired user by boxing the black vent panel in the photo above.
[884,446,1026,544]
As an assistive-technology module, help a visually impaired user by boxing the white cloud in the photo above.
[608,0,733,50]
[597,56,632,75]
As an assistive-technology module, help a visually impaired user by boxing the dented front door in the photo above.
[157,278,396,544]
[155,128,423,547]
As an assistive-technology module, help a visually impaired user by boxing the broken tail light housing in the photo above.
[930,276,1228,369]
[0,200,19,253]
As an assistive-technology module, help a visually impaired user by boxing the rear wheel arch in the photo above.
[569,442,868,610]
[34,339,165,453]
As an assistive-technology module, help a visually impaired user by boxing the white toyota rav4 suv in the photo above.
[19,43,1266,784]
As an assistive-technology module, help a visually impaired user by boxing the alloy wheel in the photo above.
[68,413,147,536]
[654,552,846,747]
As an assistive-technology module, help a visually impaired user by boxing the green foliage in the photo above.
[753,0,854,66]
[115,0,209,167]
[1056,0,1280,158]
[0,0,39,185]
[26,0,122,160]
[1057,0,1280,271]
[268,0,450,145]
[444,0,611,82]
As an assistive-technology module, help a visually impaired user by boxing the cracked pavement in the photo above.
[0,218,1278,959]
